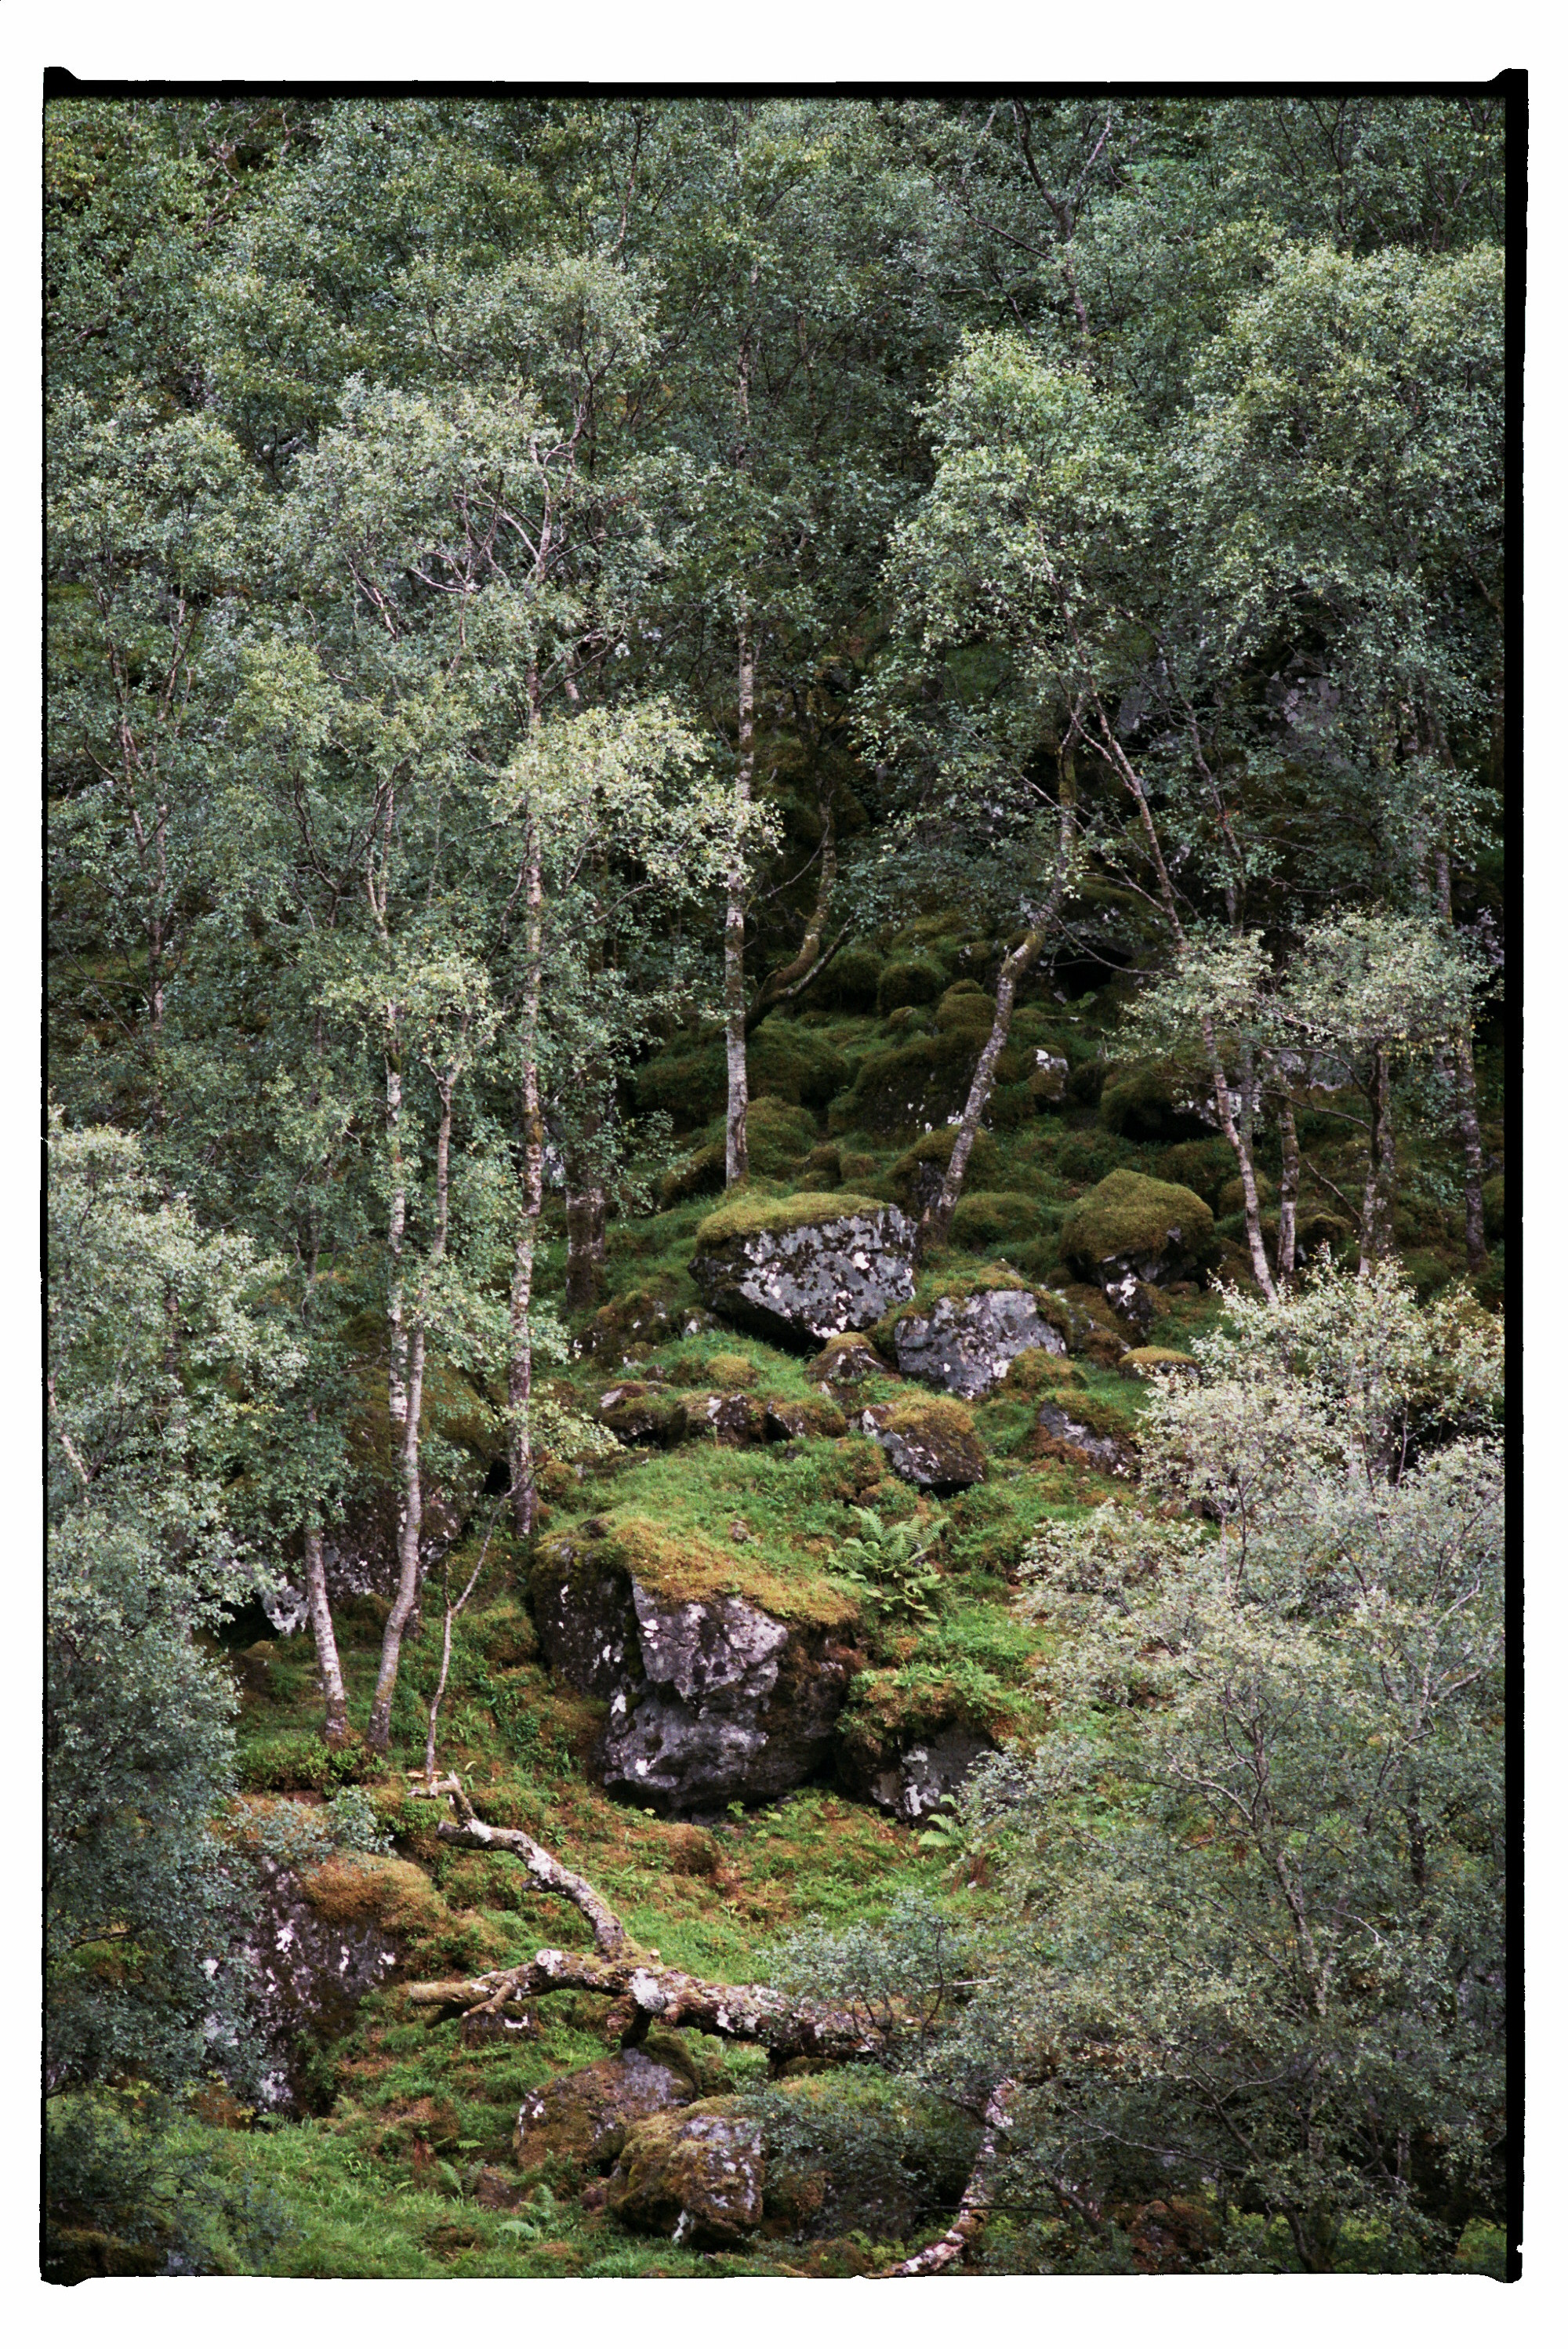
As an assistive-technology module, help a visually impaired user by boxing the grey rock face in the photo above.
[850,1725,996,1824]
[532,1538,856,1813]
[691,1207,916,1345]
[1036,1401,1135,1477]
[894,1288,1066,1398]
[245,1860,401,2112]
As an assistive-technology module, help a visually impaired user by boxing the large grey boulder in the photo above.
[531,1532,857,1813]
[691,1196,916,1346]
[893,1287,1066,1398]
[245,1858,401,2112]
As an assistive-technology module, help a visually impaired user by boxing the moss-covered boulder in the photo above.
[245,1854,416,2111]
[1099,1055,1215,1142]
[804,1331,890,1388]
[1061,1169,1219,1290]
[1218,1171,1276,1218]
[837,1716,996,1824]
[691,1193,916,1346]
[876,1125,999,1216]
[859,1396,985,1493]
[950,1189,1044,1248]
[812,942,882,1011]
[876,953,947,1015]
[763,1395,848,1442]
[836,1027,1028,1139]
[605,2101,764,2246]
[579,1288,697,1362]
[595,1379,687,1448]
[892,1287,1066,1399]
[514,2047,699,2177]
[1156,1137,1237,1210]
[673,1390,769,1447]
[528,1524,860,1813]
[637,1024,848,1129]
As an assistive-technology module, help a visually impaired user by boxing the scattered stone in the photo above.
[1029,1049,1069,1106]
[860,1396,985,1493]
[605,2102,765,2246]
[893,1287,1067,1398]
[674,1391,768,1447]
[763,1396,848,1442]
[691,1195,916,1345]
[597,1381,685,1447]
[804,1331,889,1389]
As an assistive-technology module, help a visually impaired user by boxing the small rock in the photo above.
[514,2046,698,2174]
[1035,1401,1135,1477]
[860,1398,985,1493]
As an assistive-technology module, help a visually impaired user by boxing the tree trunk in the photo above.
[724,612,755,1187]
[917,747,1076,1259]
[745,789,838,1035]
[1358,1044,1396,1273]
[303,1517,350,1746]
[368,1075,453,1753]
[385,1036,408,1432]
[890,2078,1015,2276]
[1434,847,1488,1272]
[509,814,546,1541]
[1274,1082,1300,1283]
[1202,1015,1276,1300]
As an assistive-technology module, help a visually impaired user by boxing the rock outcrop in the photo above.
[843,1723,996,1824]
[605,2102,765,2246]
[893,1287,1066,1398]
[245,1857,404,2111]
[531,1529,858,1812]
[691,1194,916,1346]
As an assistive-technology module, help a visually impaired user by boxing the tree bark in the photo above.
[889,2078,1016,2275]
[367,1070,455,1753]
[724,611,756,1187]
[509,811,546,1541]
[303,1517,350,1746]
[917,749,1076,1260]
[1358,1044,1397,1273]
[745,789,838,1036]
[1433,847,1488,1273]
[564,1115,608,1313]
[1273,1079,1300,1283]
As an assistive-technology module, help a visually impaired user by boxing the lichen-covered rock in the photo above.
[514,2047,698,2174]
[860,1396,985,1493]
[894,1288,1066,1399]
[691,1193,916,1346]
[1099,1055,1216,1142]
[1033,1400,1136,1477]
[1060,1169,1219,1295]
[578,1289,702,1362]
[1029,1049,1069,1105]
[530,1531,858,1813]
[245,1857,404,2111]
[605,2101,764,2246]
[843,1723,996,1823]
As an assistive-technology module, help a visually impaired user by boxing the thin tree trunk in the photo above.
[724,611,755,1186]
[368,1074,453,1753]
[1433,847,1488,1272]
[509,813,546,1541]
[1358,1044,1396,1274]
[890,2078,1016,2276]
[1274,1080,1300,1283]
[917,748,1076,1259]
[385,1038,408,1432]
[303,1516,350,1745]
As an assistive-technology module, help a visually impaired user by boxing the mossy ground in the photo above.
[183,921,1504,2276]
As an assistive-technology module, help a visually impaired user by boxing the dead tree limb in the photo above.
[889,2076,1016,2275]
[438,1786,629,1958]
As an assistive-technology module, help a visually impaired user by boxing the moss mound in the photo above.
[1061,1169,1218,1279]
[1156,1137,1236,1208]
[949,1190,1044,1247]
[637,1023,848,1128]
[934,983,996,1036]
[876,955,947,1015]
[1118,1345,1200,1379]
[1099,1055,1218,1142]
[1218,1171,1276,1218]
[1003,1348,1087,1396]
[811,943,882,1011]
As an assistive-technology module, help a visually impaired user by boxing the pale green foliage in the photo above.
[47,1117,299,2097]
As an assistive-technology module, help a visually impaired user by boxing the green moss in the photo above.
[1118,1346,1200,1379]
[949,1190,1044,1247]
[1482,1171,1504,1240]
[637,1024,849,1130]
[692,1188,887,1251]
[875,1126,999,1211]
[1003,1349,1087,1397]
[1099,1055,1214,1142]
[811,943,882,1011]
[1060,1169,1218,1277]
[875,956,946,1016]
[1155,1138,1236,1208]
